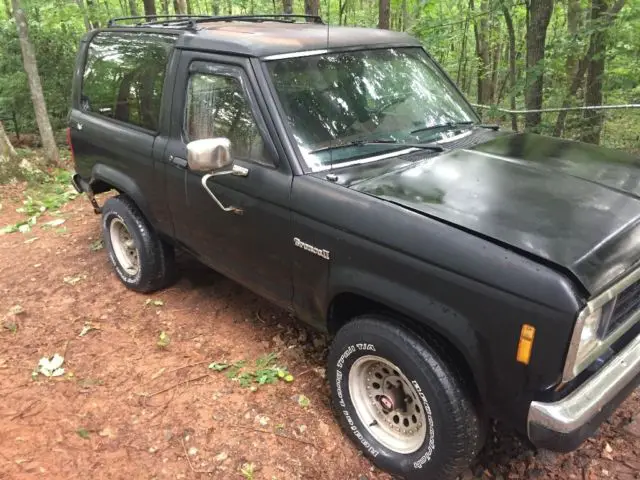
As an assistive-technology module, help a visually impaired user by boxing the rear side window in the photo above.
[81,32,175,131]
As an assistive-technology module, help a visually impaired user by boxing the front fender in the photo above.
[328,266,487,402]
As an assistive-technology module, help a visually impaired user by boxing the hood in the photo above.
[345,132,640,294]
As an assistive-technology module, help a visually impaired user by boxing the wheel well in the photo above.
[90,179,115,195]
[327,292,482,406]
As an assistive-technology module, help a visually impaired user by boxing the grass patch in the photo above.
[208,352,294,390]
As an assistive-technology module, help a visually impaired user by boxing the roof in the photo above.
[173,22,420,58]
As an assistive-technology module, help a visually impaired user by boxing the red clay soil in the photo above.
[0,182,639,480]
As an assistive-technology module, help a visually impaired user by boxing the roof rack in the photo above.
[107,14,324,29]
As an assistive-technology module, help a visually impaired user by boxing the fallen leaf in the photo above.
[8,305,25,316]
[78,322,98,337]
[42,219,65,228]
[215,451,228,462]
[98,427,115,438]
[37,354,65,377]
[297,394,310,408]
[63,274,86,286]
[157,331,170,348]
[76,428,90,439]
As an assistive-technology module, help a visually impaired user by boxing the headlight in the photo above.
[564,308,603,381]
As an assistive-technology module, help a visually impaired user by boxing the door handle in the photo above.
[169,155,188,168]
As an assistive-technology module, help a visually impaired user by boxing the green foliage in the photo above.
[1,166,77,234]
[0,0,639,149]
[0,0,84,134]
[208,353,293,389]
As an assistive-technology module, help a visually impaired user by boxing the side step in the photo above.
[71,173,102,214]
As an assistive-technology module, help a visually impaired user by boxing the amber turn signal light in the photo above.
[516,324,536,365]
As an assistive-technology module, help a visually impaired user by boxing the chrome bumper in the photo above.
[528,332,640,450]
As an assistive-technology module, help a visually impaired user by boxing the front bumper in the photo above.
[528,332,640,452]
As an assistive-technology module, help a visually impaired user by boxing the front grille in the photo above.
[605,279,640,335]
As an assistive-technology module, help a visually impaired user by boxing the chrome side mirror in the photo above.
[187,138,232,172]
[186,138,248,215]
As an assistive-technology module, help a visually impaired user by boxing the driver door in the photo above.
[163,53,293,309]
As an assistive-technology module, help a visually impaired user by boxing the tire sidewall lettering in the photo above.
[333,341,437,471]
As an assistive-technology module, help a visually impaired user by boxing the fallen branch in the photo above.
[164,360,210,376]
[10,399,40,420]
[180,437,215,474]
[137,373,210,398]
[225,423,319,448]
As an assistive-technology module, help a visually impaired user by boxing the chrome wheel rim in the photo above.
[348,355,427,454]
[109,218,139,276]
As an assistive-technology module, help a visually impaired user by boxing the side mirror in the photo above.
[187,138,232,173]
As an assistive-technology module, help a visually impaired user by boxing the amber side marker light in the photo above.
[516,324,536,365]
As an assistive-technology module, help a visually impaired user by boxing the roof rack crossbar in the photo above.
[107,14,324,29]
[107,14,207,28]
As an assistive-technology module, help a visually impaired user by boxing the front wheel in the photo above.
[102,195,175,293]
[328,316,482,480]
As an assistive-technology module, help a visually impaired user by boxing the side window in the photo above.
[185,72,268,164]
[81,32,175,131]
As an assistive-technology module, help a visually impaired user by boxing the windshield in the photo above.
[267,47,477,171]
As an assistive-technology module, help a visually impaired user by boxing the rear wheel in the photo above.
[102,195,175,293]
[328,315,482,479]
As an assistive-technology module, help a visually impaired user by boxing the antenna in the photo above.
[325,0,333,172]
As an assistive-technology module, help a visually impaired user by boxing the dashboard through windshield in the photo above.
[267,47,478,171]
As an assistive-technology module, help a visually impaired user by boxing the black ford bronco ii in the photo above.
[69,14,640,479]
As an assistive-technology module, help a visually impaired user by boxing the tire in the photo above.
[101,195,175,293]
[328,316,482,480]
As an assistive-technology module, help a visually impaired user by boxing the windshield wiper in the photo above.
[410,121,499,135]
[308,138,444,155]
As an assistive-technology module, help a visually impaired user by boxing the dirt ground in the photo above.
[1,180,639,480]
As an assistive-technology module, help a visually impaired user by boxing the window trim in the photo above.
[181,61,276,168]
[80,30,177,134]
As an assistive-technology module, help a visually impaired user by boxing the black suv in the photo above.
[69,14,640,480]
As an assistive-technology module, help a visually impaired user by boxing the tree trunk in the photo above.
[186,0,191,14]
[175,0,186,13]
[11,0,58,166]
[339,0,348,24]
[142,0,156,18]
[489,43,501,103]
[553,0,625,137]
[501,1,518,131]
[378,0,389,29]
[161,0,168,14]
[581,0,608,144]
[3,0,11,18]
[400,0,407,31]
[566,0,581,79]
[211,1,219,14]
[456,8,471,87]
[0,121,17,161]
[75,0,92,30]
[524,0,554,131]
[471,0,491,105]
[282,0,292,14]
[304,0,318,16]
[128,0,138,15]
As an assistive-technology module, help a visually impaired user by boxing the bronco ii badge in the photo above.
[293,237,330,260]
